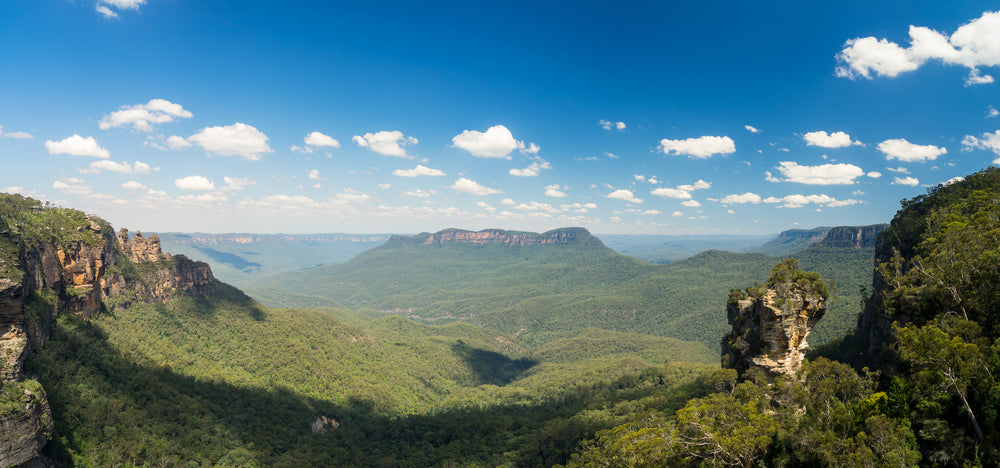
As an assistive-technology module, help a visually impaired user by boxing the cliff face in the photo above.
[721,260,828,379]
[388,227,604,247]
[0,213,217,466]
[813,224,887,249]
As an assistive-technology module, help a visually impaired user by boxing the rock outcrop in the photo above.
[0,200,219,465]
[721,259,828,379]
[813,224,887,249]
[388,227,604,247]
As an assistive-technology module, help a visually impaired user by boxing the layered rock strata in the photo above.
[721,260,828,379]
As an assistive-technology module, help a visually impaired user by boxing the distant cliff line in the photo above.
[387,227,605,247]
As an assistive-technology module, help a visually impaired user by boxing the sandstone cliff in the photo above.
[388,227,604,247]
[0,196,219,466]
[721,259,828,379]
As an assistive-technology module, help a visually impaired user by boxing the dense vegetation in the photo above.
[247,233,876,351]
[26,286,717,466]
[566,167,1000,466]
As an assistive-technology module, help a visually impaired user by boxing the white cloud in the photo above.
[745,125,760,133]
[962,130,1000,155]
[658,135,736,158]
[0,125,32,139]
[605,152,619,159]
[222,177,255,191]
[544,184,567,198]
[650,187,692,199]
[988,106,999,118]
[509,160,551,177]
[600,120,626,131]
[188,123,272,160]
[878,138,947,162]
[677,179,711,191]
[681,200,701,207]
[836,11,1000,85]
[720,193,762,204]
[803,130,862,148]
[353,130,417,158]
[394,165,446,177]
[763,194,861,208]
[606,189,642,204]
[867,171,882,178]
[121,181,147,190]
[944,176,966,186]
[451,125,531,159]
[642,209,661,215]
[100,99,192,132]
[166,135,191,149]
[308,169,324,180]
[96,5,118,18]
[672,211,684,217]
[886,166,910,174]
[500,198,515,205]
[53,179,91,195]
[102,0,145,9]
[45,135,110,158]
[401,189,436,197]
[89,160,132,173]
[893,176,920,186]
[304,131,340,149]
[87,160,153,174]
[773,161,865,184]
[378,183,391,190]
[175,176,215,191]
[450,178,502,196]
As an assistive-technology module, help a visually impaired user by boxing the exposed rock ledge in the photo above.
[721,259,828,379]
[387,227,604,247]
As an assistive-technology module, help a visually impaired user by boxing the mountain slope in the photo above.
[248,226,881,351]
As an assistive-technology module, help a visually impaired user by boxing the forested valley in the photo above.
[2,167,1000,466]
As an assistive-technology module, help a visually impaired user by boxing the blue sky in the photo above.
[2,1,999,235]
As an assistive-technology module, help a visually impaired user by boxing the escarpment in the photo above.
[0,195,218,466]
[721,259,828,380]
[388,227,604,247]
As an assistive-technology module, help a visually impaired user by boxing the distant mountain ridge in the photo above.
[387,227,603,247]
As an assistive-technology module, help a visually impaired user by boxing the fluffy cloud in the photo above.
[878,138,947,162]
[45,135,110,158]
[989,107,1000,118]
[745,125,760,133]
[304,131,340,149]
[650,187,692,199]
[121,181,147,190]
[222,177,255,191]
[401,189,436,197]
[509,159,551,177]
[175,176,216,191]
[88,160,155,174]
[836,11,1000,85]
[308,169,324,180]
[100,99,192,132]
[600,120,626,131]
[393,165,446,177]
[53,179,91,195]
[719,192,762,204]
[658,135,735,158]
[452,125,533,159]
[606,189,642,204]
[962,130,1000,158]
[450,178,502,196]
[772,161,865,185]
[187,123,272,160]
[763,194,860,208]
[166,135,192,149]
[353,130,417,158]
[677,180,711,191]
[544,184,568,198]
[893,176,920,186]
[803,130,862,148]
[0,125,32,139]
[681,200,701,207]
